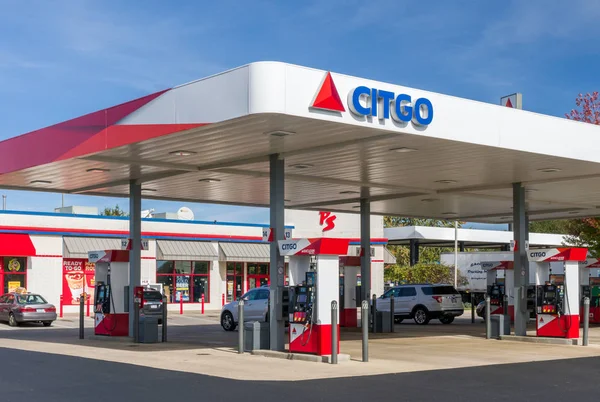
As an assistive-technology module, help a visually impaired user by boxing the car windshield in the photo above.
[144,291,163,301]
[422,286,459,295]
[16,294,47,304]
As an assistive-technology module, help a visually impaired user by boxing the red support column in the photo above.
[59,295,64,318]
[201,294,205,315]
[86,294,90,317]
[179,293,183,315]
[222,293,225,307]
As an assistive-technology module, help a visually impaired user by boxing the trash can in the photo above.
[139,315,159,343]
[244,321,270,352]
[375,311,392,333]
[490,314,510,339]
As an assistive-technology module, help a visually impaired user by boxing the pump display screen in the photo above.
[544,291,556,299]
[297,294,307,303]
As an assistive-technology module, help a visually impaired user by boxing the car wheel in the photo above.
[439,315,454,324]
[394,317,403,324]
[221,311,236,331]
[43,321,52,327]
[8,313,19,327]
[413,308,430,325]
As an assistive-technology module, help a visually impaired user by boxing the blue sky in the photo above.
[1,0,599,225]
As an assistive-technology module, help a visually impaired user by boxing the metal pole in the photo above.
[361,300,369,362]
[454,220,458,288]
[485,295,491,339]
[269,153,285,351]
[371,294,377,333]
[128,180,142,337]
[583,297,590,346]
[238,299,245,354]
[390,295,395,333]
[471,293,475,324]
[2,194,6,210]
[503,294,509,316]
[133,298,139,343]
[360,198,371,303]
[79,296,84,339]
[331,301,338,365]
[162,296,168,343]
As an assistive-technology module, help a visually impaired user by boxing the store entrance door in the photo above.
[247,275,269,290]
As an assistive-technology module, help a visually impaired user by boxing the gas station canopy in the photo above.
[1,61,600,223]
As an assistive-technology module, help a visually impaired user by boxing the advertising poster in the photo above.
[62,259,95,305]
[8,281,21,293]
[175,275,190,302]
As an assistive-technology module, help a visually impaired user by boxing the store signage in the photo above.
[311,72,434,126]
[319,211,336,232]
[62,259,95,305]
[348,86,433,126]
[7,258,21,272]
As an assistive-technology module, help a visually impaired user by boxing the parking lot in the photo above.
[3,311,600,381]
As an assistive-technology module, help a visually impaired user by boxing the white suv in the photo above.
[376,284,464,325]
[220,287,289,331]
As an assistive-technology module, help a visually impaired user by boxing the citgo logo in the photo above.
[281,243,297,250]
[530,252,547,258]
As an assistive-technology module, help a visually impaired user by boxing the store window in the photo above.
[247,262,269,290]
[156,260,210,303]
[1,257,27,294]
[226,262,244,302]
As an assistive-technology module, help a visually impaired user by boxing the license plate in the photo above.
[150,305,158,309]
[451,297,457,303]
[36,309,45,313]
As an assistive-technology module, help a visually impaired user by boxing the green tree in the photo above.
[101,204,127,217]
[529,219,573,234]
[384,263,468,286]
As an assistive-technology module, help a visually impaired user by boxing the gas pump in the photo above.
[338,256,361,327]
[279,238,350,356]
[579,258,600,323]
[482,261,513,318]
[528,248,587,339]
[88,250,130,336]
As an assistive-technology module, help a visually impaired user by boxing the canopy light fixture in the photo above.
[198,178,221,183]
[266,130,296,137]
[352,205,361,209]
[340,190,360,195]
[435,180,457,184]
[389,147,417,153]
[30,180,52,184]
[142,188,157,192]
[169,150,196,156]
[86,168,110,173]
[538,168,561,173]
[284,199,291,202]
[442,212,458,216]
[421,198,439,202]
[290,163,314,169]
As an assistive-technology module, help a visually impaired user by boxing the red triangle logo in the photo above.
[505,98,514,108]
[540,317,544,323]
[292,328,297,334]
[311,72,345,112]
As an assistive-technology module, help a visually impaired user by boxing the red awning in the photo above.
[0,233,37,256]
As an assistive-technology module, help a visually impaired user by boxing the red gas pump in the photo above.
[529,247,587,339]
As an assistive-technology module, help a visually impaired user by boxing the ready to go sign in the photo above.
[262,228,292,242]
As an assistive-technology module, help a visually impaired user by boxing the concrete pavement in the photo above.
[3,313,600,381]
